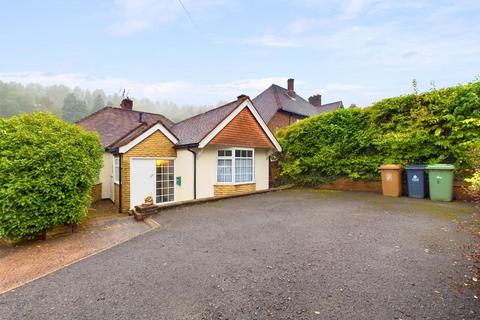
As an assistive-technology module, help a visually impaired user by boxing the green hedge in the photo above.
[0,112,103,239]
[277,81,480,185]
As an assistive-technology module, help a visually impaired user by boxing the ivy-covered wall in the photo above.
[277,81,480,185]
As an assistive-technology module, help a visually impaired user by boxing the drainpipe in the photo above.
[187,148,197,199]
[118,154,122,213]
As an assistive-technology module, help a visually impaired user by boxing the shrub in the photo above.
[278,81,480,185]
[0,112,103,239]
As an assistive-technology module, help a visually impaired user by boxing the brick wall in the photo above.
[91,183,102,203]
[114,183,120,208]
[214,183,256,197]
[267,111,303,133]
[120,130,176,213]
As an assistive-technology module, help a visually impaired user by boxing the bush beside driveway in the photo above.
[1,189,479,319]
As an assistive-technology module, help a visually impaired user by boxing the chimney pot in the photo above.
[308,94,322,107]
[287,78,295,97]
[120,98,133,110]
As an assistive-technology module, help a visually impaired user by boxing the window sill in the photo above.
[215,181,255,186]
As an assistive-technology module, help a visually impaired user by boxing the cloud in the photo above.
[107,0,180,36]
[245,36,299,48]
[107,0,231,36]
[0,72,287,105]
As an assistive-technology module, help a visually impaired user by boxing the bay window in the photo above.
[217,149,254,184]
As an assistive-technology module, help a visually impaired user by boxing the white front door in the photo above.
[130,159,156,209]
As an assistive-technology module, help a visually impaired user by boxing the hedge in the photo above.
[0,112,103,239]
[277,81,480,185]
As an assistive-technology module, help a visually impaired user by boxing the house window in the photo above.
[156,159,174,203]
[114,156,120,183]
[217,150,232,182]
[217,149,254,183]
[235,149,253,182]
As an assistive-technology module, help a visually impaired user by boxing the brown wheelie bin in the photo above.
[379,165,403,197]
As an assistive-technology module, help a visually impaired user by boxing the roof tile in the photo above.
[252,84,343,122]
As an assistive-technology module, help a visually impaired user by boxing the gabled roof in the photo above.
[117,122,179,154]
[195,98,281,151]
[78,96,281,152]
[170,99,243,146]
[252,84,343,123]
[77,107,174,148]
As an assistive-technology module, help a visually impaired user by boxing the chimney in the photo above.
[308,94,322,107]
[120,97,133,110]
[287,78,295,97]
[237,94,248,100]
[138,112,143,123]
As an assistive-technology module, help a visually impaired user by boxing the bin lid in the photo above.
[425,164,455,170]
[405,164,426,170]
[379,164,403,170]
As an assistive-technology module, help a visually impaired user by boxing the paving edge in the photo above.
[133,185,293,220]
[0,219,159,296]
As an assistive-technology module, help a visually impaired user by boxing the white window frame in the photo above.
[155,158,176,205]
[216,148,255,185]
[113,156,120,184]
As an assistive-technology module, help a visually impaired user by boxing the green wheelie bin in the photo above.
[425,164,455,201]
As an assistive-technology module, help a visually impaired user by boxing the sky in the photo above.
[0,0,479,107]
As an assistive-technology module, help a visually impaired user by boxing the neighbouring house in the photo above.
[253,78,343,133]
[78,95,281,213]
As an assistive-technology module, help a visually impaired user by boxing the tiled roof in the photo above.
[319,100,344,112]
[77,107,174,148]
[171,98,244,146]
[252,84,343,122]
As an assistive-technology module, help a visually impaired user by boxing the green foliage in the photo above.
[278,81,480,185]
[0,80,212,122]
[465,146,480,193]
[92,94,105,112]
[0,113,103,239]
[62,93,88,122]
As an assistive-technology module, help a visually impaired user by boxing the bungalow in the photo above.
[78,95,281,213]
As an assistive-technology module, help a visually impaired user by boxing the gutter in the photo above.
[187,148,197,200]
[119,154,123,213]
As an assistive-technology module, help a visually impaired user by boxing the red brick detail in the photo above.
[267,112,303,133]
[209,108,274,148]
[91,183,102,203]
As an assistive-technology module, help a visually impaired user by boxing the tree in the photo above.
[62,93,88,122]
[92,94,105,112]
[0,112,103,239]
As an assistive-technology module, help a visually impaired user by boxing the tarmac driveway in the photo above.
[1,189,479,319]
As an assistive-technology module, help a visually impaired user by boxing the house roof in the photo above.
[77,96,281,152]
[77,107,174,148]
[319,100,344,112]
[252,84,343,123]
[170,98,244,146]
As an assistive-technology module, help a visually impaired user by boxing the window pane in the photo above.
[225,150,232,156]
[114,157,120,181]
[235,158,253,182]
[217,159,232,182]
[156,160,174,203]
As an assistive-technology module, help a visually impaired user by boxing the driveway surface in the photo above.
[0,200,154,294]
[1,189,479,319]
